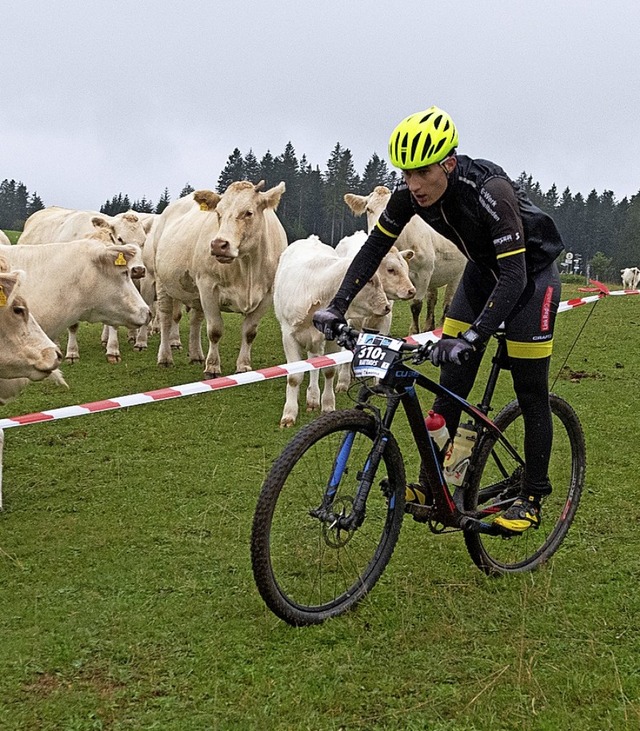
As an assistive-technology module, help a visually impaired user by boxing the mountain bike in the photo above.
[251,327,586,626]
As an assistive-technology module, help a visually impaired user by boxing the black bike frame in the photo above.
[349,334,524,533]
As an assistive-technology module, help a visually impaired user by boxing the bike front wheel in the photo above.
[251,409,406,626]
[464,393,586,575]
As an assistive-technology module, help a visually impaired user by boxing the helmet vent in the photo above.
[400,132,409,165]
[419,133,432,165]
[420,111,434,125]
[411,133,423,163]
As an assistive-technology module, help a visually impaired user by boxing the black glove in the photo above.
[312,305,347,341]
[429,336,475,366]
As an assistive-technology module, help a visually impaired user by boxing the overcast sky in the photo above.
[2,1,639,211]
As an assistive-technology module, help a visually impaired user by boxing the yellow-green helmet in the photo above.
[388,106,458,169]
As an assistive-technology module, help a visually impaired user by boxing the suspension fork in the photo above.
[312,397,402,531]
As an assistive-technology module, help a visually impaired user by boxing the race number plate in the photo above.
[352,332,404,379]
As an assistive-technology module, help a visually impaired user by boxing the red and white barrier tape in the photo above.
[0,286,637,432]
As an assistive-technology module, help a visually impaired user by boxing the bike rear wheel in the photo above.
[464,393,586,575]
[251,409,406,625]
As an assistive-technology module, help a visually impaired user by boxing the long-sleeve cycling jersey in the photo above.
[331,155,565,340]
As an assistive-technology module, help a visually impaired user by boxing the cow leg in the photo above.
[134,276,156,350]
[236,295,272,373]
[409,299,423,335]
[335,362,352,392]
[188,307,205,364]
[321,365,337,413]
[105,326,122,364]
[306,366,321,412]
[100,324,109,348]
[280,334,304,427]
[424,287,437,332]
[169,301,183,350]
[156,287,176,367]
[66,324,80,363]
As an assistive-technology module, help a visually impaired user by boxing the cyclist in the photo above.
[313,106,564,534]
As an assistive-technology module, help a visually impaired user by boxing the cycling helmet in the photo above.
[388,106,458,169]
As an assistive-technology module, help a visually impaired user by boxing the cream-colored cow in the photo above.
[153,181,287,377]
[344,186,466,333]
[274,235,391,427]
[19,207,150,362]
[0,256,62,382]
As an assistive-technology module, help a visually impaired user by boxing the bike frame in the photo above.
[326,334,524,535]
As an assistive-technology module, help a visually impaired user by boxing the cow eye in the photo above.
[12,305,27,317]
[387,267,396,274]
[243,210,254,219]
[118,236,125,244]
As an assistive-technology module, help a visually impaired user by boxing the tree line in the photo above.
[2,141,639,281]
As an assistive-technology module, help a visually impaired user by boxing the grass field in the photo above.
[1,285,639,730]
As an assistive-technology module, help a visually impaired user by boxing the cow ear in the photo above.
[259,181,286,211]
[0,271,21,308]
[142,217,155,233]
[254,180,266,192]
[194,190,220,212]
[91,216,110,230]
[122,212,139,222]
[344,193,368,216]
[401,249,415,262]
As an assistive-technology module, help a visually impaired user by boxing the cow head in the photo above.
[210,180,286,263]
[0,270,62,380]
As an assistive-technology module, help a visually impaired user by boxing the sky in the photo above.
[2,0,639,211]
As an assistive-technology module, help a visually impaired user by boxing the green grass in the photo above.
[1,230,21,244]
[1,286,640,730]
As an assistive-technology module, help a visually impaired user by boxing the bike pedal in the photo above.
[404,502,432,523]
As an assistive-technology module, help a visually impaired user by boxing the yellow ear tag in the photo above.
[199,203,208,211]
[114,252,127,266]
[0,285,6,307]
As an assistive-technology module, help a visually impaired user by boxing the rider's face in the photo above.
[402,158,454,208]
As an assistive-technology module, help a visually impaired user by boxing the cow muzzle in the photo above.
[210,238,237,263]
[131,266,146,279]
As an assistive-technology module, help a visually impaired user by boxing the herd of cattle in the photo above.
[1,181,638,426]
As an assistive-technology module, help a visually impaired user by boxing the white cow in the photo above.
[334,230,416,391]
[0,257,62,382]
[621,267,640,289]
[274,235,391,427]
[19,207,149,362]
[0,240,150,346]
[153,181,288,377]
[344,186,466,333]
[20,206,151,246]
[0,231,10,246]
[0,241,149,403]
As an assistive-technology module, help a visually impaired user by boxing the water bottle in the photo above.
[425,410,450,453]
[443,421,478,487]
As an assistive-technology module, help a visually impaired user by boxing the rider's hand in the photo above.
[312,305,347,341]
[429,336,475,366]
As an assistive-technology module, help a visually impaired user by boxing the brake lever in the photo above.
[411,341,433,365]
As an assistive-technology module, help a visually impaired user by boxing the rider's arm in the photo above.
[468,177,528,341]
[330,188,414,315]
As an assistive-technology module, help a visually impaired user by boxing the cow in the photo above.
[621,267,640,290]
[19,208,149,362]
[153,181,287,378]
[20,206,151,247]
[274,235,391,427]
[334,229,416,391]
[344,186,466,333]
[0,256,62,382]
[0,231,10,246]
[0,241,150,371]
